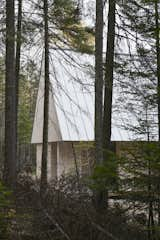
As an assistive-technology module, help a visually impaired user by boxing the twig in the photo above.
[90,221,120,240]
[41,207,72,240]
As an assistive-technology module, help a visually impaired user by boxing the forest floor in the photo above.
[1,174,148,240]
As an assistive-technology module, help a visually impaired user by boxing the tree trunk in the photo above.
[147,154,155,240]
[155,0,160,140]
[103,0,116,208]
[154,0,160,228]
[94,0,104,208]
[15,0,22,171]
[3,0,17,187]
[95,0,103,165]
[103,0,116,150]
[40,0,49,195]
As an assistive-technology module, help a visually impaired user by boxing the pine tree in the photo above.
[117,0,160,140]
[15,0,22,170]
[40,0,50,195]
[103,0,116,207]
[4,0,17,187]
[115,1,160,238]
[94,0,104,208]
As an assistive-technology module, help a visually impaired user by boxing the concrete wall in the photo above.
[36,141,94,180]
[57,142,95,178]
[57,142,75,177]
[36,142,75,180]
[36,141,136,180]
[36,143,58,180]
[36,141,158,181]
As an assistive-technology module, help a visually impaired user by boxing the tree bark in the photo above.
[102,0,116,208]
[103,0,116,150]
[40,0,49,195]
[3,0,17,187]
[95,0,103,165]
[155,0,160,140]
[15,0,22,171]
[154,0,160,227]
[94,0,104,209]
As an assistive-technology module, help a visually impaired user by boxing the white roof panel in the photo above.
[51,51,94,141]
[31,50,131,143]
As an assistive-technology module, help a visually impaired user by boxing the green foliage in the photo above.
[18,76,33,143]
[119,142,160,198]
[0,182,13,239]
[116,0,159,141]
[90,151,118,191]
[0,182,12,206]
[50,0,94,54]
[118,142,160,238]
[18,61,39,143]
[51,0,79,27]
[65,25,95,54]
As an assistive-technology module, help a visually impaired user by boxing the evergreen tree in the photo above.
[115,2,160,238]
[103,0,116,207]
[117,0,160,140]
[4,0,17,187]
[95,0,103,165]
[40,0,50,195]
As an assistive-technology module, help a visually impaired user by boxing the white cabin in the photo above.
[31,50,130,180]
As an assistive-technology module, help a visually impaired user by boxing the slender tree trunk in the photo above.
[95,0,103,165]
[94,0,104,208]
[147,153,155,240]
[15,0,22,171]
[148,200,155,240]
[40,0,49,195]
[103,0,116,150]
[155,0,160,140]
[3,0,17,187]
[154,0,160,228]
[102,0,116,208]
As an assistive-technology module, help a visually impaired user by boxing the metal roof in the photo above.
[31,50,131,144]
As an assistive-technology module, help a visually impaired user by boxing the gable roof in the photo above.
[31,50,131,144]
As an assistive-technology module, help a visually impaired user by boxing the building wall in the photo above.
[57,142,75,177]
[36,141,95,180]
[57,142,95,178]
[36,144,41,178]
[36,143,57,180]
[36,141,159,182]
[36,141,137,180]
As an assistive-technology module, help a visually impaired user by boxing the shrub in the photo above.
[0,182,13,239]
